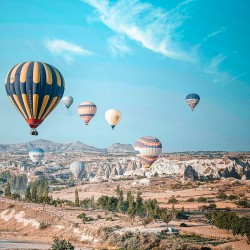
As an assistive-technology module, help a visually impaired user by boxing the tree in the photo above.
[25,186,32,201]
[90,195,95,210]
[135,192,143,215]
[161,210,172,227]
[37,184,43,203]
[43,180,49,202]
[4,182,11,198]
[117,189,124,212]
[126,191,132,202]
[127,195,136,222]
[75,189,80,207]
[31,182,37,202]
[115,185,121,197]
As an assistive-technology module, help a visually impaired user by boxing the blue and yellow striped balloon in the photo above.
[134,136,162,169]
[5,62,65,135]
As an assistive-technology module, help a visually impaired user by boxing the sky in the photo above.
[0,0,249,152]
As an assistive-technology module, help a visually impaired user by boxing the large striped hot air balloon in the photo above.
[186,93,200,111]
[77,101,97,125]
[70,161,85,180]
[62,96,73,109]
[5,61,65,135]
[134,136,162,169]
[29,148,44,166]
[105,109,122,130]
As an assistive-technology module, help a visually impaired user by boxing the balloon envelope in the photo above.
[70,161,85,179]
[29,148,44,165]
[62,96,73,109]
[105,109,122,129]
[186,93,200,111]
[77,102,97,125]
[5,61,65,134]
[134,136,162,169]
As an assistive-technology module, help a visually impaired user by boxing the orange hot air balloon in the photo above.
[77,101,97,125]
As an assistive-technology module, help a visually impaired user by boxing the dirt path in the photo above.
[0,239,50,250]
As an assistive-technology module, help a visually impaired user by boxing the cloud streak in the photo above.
[82,0,195,62]
[202,26,226,43]
[44,39,93,62]
[107,36,132,57]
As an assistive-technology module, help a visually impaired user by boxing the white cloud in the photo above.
[208,53,227,74]
[82,0,195,62]
[227,71,247,84]
[107,36,132,57]
[44,39,93,62]
[202,26,226,43]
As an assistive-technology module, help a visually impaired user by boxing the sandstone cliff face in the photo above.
[83,156,250,182]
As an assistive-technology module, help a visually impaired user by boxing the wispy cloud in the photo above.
[82,0,195,62]
[44,39,93,62]
[207,53,228,74]
[107,36,132,57]
[202,26,226,43]
[227,71,247,84]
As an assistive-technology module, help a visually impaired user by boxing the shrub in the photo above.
[216,192,227,200]
[50,238,74,250]
[77,212,93,222]
[180,223,188,227]
[196,197,207,203]
[186,198,195,202]
[167,197,179,204]
[39,222,51,229]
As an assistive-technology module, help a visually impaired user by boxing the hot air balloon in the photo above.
[105,109,122,130]
[28,148,44,166]
[186,93,200,111]
[70,161,85,180]
[134,136,162,169]
[5,61,65,135]
[77,102,97,125]
[62,96,73,109]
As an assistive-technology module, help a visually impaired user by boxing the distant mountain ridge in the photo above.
[0,139,135,154]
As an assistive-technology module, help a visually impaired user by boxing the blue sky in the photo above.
[0,0,249,151]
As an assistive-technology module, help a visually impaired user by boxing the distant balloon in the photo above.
[70,161,85,180]
[62,96,73,109]
[29,148,44,166]
[134,136,162,169]
[5,61,65,135]
[69,161,85,179]
[77,102,97,125]
[105,109,122,130]
[186,93,200,111]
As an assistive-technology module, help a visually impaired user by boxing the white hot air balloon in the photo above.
[105,109,122,130]
[70,161,85,180]
[28,148,44,166]
[62,96,74,109]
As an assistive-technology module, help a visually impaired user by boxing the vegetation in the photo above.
[39,221,51,229]
[77,212,93,223]
[206,211,250,243]
[74,188,79,207]
[50,238,74,250]
[4,182,11,197]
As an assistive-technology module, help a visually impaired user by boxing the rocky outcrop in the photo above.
[183,165,199,182]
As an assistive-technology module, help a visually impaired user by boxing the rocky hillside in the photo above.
[0,139,134,154]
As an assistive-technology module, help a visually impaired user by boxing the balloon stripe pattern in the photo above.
[134,136,162,169]
[77,101,97,125]
[186,93,200,111]
[5,62,65,129]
